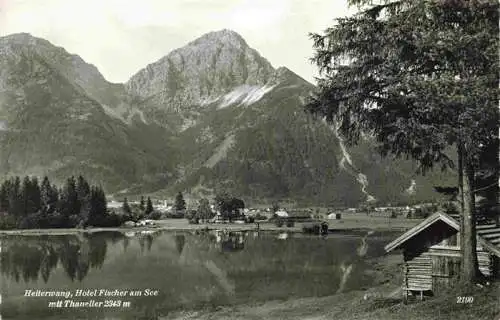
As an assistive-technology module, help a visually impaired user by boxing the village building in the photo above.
[155,201,173,213]
[327,212,342,220]
[275,209,289,218]
[385,212,500,301]
[107,200,122,209]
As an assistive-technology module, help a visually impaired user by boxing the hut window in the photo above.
[439,236,449,246]
[448,233,457,246]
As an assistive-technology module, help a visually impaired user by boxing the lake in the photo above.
[0,230,394,319]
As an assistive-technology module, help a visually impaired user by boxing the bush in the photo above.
[255,214,267,221]
[413,205,438,219]
[245,216,255,223]
[98,212,124,227]
[46,213,64,228]
[18,212,45,229]
[0,214,16,230]
[185,210,197,220]
[68,214,81,228]
[147,211,162,220]
[165,212,184,219]
[442,202,459,215]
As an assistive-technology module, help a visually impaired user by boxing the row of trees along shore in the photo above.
[120,195,159,222]
[0,175,121,229]
[307,0,498,286]
[182,192,245,223]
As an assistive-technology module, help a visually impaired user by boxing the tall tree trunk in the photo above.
[497,125,500,227]
[458,143,464,231]
[460,147,479,285]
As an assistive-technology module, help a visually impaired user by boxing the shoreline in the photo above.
[0,219,417,236]
[1,219,496,320]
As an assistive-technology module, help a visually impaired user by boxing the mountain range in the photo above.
[0,29,456,206]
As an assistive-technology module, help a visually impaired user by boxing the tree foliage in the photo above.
[122,197,132,216]
[174,191,186,212]
[309,0,497,170]
[140,196,145,212]
[196,198,214,222]
[307,0,498,284]
[145,196,154,216]
[87,186,108,227]
[214,192,245,221]
[0,175,118,229]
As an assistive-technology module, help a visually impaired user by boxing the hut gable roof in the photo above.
[385,212,459,252]
[385,212,500,257]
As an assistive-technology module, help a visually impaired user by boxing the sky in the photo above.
[0,0,354,84]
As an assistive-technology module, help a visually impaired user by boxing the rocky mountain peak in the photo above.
[0,32,123,106]
[125,30,275,110]
[189,29,248,49]
[0,32,57,47]
[269,67,312,87]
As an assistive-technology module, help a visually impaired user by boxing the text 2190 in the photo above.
[456,296,474,304]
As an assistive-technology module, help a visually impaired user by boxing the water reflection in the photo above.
[277,232,289,240]
[215,230,245,252]
[0,231,161,283]
[175,234,185,254]
[192,230,248,252]
[0,230,394,320]
[138,234,154,252]
[0,230,388,289]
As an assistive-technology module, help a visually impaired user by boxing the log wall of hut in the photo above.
[427,246,461,294]
[403,251,433,292]
[401,220,495,294]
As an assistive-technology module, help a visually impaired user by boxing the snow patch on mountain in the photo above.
[218,84,276,109]
[328,119,376,203]
[241,84,276,105]
[218,85,253,108]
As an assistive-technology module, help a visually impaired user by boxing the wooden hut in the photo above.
[385,212,500,301]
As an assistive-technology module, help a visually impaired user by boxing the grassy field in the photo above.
[324,213,420,231]
[160,284,500,320]
[0,213,422,235]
